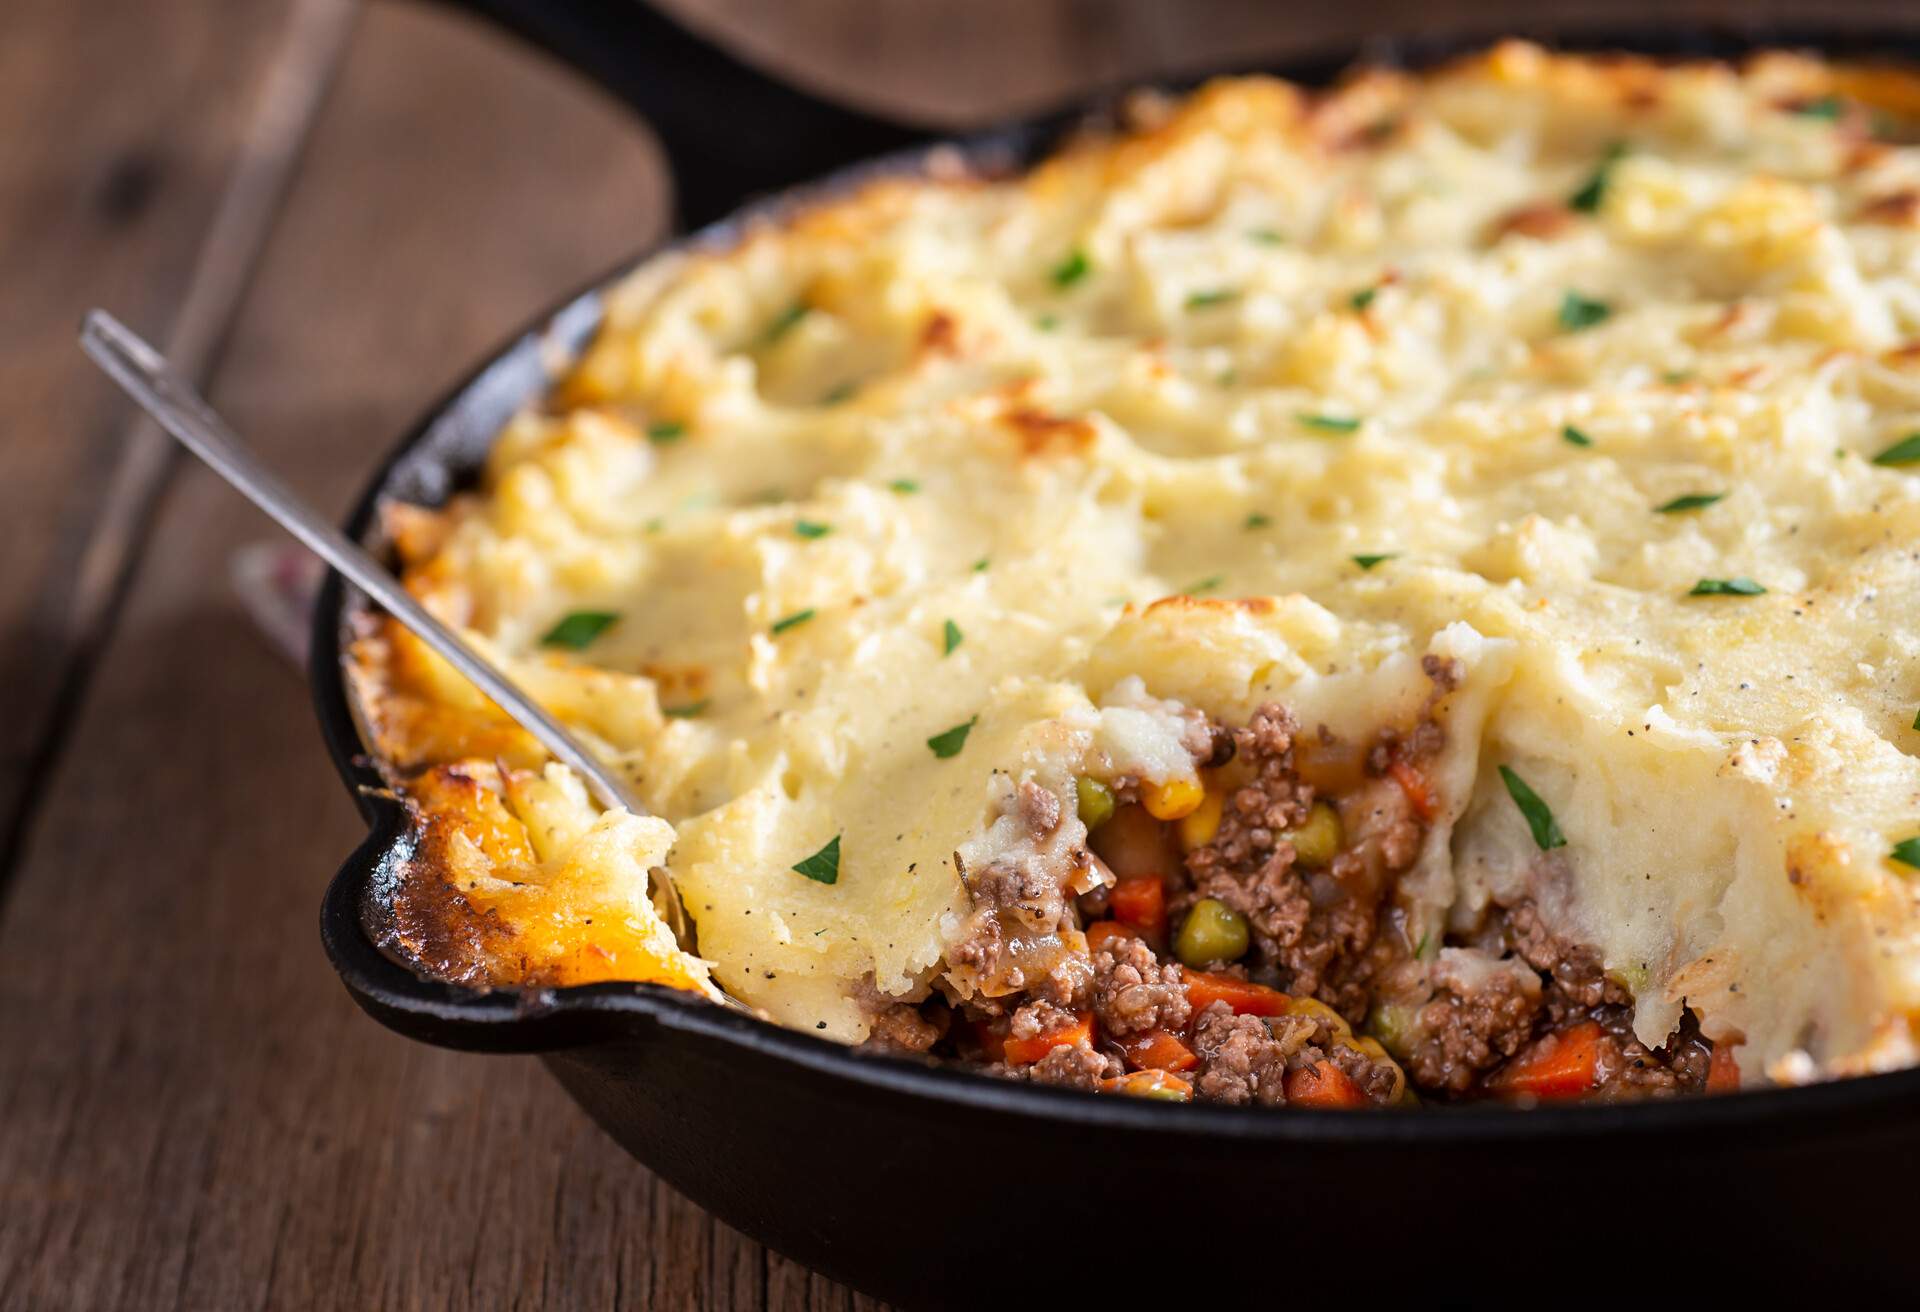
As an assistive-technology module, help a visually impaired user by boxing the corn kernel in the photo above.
[1142,775,1204,821]
[1177,785,1224,850]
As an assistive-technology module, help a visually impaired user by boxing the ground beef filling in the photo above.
[863,684,1731,1108]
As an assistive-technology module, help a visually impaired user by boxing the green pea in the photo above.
[1076,776,1115,831]
[1175,897,1250,967]
[1285,801,1343,867]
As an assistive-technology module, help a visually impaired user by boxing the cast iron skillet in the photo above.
[315,3,1920,1301]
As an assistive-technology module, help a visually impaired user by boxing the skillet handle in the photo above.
[430,0,931,229]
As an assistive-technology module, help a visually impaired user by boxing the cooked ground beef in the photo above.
[1405,949,1543,1093]
[1090,937,1191,1037]
[1029,1042,1118,1090]
[906,671,1732,1111]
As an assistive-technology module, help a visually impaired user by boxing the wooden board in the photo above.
[6,1,1920,1308]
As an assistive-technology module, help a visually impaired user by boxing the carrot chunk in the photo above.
[1182,969,1290,1017]
[1707,1039,1741,1094]
[1001,1011,1094,1065]
[1283,1059,1369,1109]
[1109,876,1167,936]
[1488,1020,1605,1099]
[1084,919,1139,955]
[1118,1028,1198,1073]
[1388,760,1437,822]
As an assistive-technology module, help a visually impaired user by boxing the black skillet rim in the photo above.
[314,20,1920,1145]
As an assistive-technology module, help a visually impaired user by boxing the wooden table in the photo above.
[2,1,1911,1306]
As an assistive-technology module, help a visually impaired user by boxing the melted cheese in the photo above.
[359,44,1920,1079]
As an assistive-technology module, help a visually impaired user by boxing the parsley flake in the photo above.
[1185,575,1224,594]
[927,716,978,759]
[647,421,685,443]
[792,835,841,884]
[1689,578,1766,597]
[541,611,618,650]
[942,619,963,655]
[1562,425,1594,447]
[1050,248,1091,288]
[662,700,709,719]
[1872,433,1920,466]
[1248,228,1285,245]
[821,381,856,406]
[1893,837,1920,870]
[761,302,809,345]
[1349,286,1378,312]
[1297,412,1361,434]
[793,520,831,539]
[1035,313,1060,332]
[889,478,920,494]
[1558,290,1613,332]
[1499,766,1565,850]
[771,608,816,634]
[1656,492,1725,514]
[972,557,990,572]
[1245,512,1272,530]
[1912,707,1920,731]
[1186,288,1240,310]
[1352,553,1398,570]
[1792,95,1845,121]
[1568,141,1626,213]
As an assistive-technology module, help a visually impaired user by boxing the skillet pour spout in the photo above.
[314,3,1920,1300]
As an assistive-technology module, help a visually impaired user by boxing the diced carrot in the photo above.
[1707,1040,1741,1094]
[1109,876,1167,936]
[1283,1059,1369,1109]
[1118,1028,1198,1073]
[1488,1020,1605,1099]
[1001,1011,1095,1065]
[1101,1070,1193,1101]
[1084,919,1139,954]
[1388,760,1437,822]
[1182,969,1290,1017]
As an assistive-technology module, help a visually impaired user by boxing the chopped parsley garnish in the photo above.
[793,520,831,539]
[1661,370,1694,385]
[1499,766,1565,850]
[1248,228,1285,245]
[662,700,709,719]
[1349,285,1378,312]
[761,301,809,345]
[821,381,856,406]
[770,608,816,634]
[1568,141,1626,213]
[1245,512,1272,530]
[889,478,920,494]
[1187,288,1240,310]
[540,610,618,650]
[1558,290,1613,332]
[1351,553,1398,570]
[1656,492,1725,514]
[926,716,978,760]
[1892,837,1920,870]
[646,421,685,443]
[792,835,842,884]
[972,557,990,572]
[1912,707,1920,731]
[1689,578,1766,597]
[1050,248,1091,288]
[1872,433,1920,466]
[1562,424,1594,447]
[1035,313,1060,331]
[1297,412,1361,434]
[942,619,963,655]
[1792,95,1845,121]
[1185,575,1224,594]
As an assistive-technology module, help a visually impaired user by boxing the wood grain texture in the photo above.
[6,0,1920,1308]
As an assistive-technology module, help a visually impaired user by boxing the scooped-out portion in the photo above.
[354,44,1920,1106]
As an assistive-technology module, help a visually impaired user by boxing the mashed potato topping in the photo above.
[355,44,1920,1086]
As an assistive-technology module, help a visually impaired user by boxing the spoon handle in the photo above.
[78,308,647,818]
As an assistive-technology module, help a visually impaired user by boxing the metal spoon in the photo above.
[78,308,699,949]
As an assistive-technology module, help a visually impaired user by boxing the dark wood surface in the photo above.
[3,1,1916,1307]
